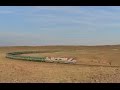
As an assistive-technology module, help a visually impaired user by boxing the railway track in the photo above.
[6,51,120,68]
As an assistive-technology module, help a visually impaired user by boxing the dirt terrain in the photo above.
[0,45,120,83]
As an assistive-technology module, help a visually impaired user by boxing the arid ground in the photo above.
[0,45,120,83]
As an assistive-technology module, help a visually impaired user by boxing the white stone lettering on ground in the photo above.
[45,57,76,64]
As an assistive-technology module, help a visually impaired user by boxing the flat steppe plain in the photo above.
[0,45,120,83]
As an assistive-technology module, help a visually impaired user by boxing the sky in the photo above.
[0,6,120,46]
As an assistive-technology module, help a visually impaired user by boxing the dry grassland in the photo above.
[0,45,120,83]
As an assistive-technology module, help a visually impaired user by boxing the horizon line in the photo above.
[0,44,120,47]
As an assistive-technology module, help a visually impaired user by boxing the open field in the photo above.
[1,45,120,83]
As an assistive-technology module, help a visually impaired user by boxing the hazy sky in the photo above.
[0,6,120,46]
